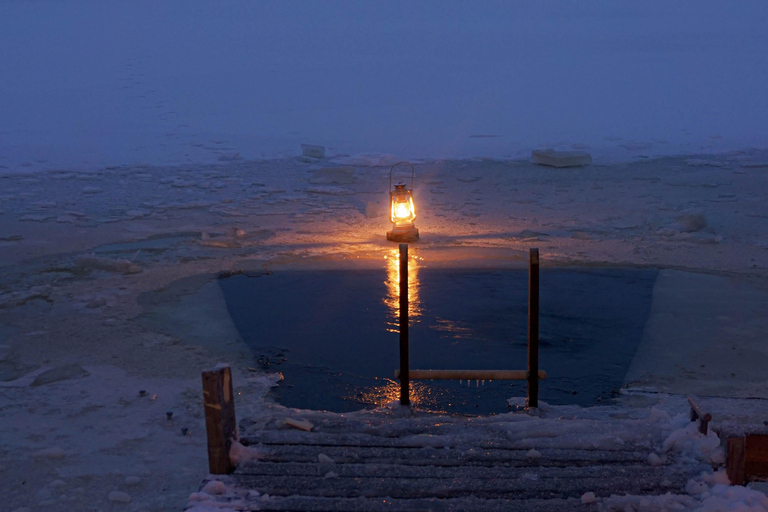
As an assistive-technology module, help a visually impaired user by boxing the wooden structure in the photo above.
[202,365,237,474]
[687,395,712,435]
[723,430,768,485]
[395,245,546,408]
[194,410,710,511]
[685,394,768,485]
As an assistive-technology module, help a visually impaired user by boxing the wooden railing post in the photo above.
[527,248,540,408]
[202,365,237,474]
[399,243,410,406]
[687,395,712,435]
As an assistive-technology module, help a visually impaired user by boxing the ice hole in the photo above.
[218,267,657,415]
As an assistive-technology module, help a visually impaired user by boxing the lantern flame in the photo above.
[390,185,416,226]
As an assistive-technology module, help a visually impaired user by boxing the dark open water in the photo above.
[219,267,657,415]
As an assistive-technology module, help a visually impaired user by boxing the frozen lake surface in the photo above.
[2,1,767,172]
[220,267,657,414]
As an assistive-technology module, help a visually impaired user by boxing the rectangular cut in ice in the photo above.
[531,149,593,168]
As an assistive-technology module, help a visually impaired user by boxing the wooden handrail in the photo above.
[687,395,712,435]
[395,247,545,408]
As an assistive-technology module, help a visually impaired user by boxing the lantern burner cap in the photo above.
[387,225,419,243]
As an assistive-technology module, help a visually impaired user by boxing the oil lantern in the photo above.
[386,162,419,243]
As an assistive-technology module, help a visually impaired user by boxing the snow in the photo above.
[1,2,767,511]
[200,480,227,496]
[525,448,542,459]
[228,440,264,466]
[663,422,725,466]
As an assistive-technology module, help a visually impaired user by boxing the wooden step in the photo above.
[256,495,587,512]
[234,464,686,500]
[247,443,653,467]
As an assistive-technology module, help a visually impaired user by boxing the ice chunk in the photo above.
[108,491,132,503]
[32,364,89,387]
[581,492,596,504]
[32,447,66,459]
[301,144,326,159]
[18,214,54,222]
[284,418,314,431]
[124,476,141,486]
[531,149,592,168]
[310,167,355,184]
[201,480,227,495]
[0,285,53,308]
[74,256,142,274]
[229,439,265,465]
[318,453,335,464]
[677,213,707,233]
[525,449,542,459]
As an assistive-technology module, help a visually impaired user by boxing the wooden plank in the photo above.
[528,247,540,408]
[202,365,237,474]
[237,461,672,480]
[687,395,712,435]
[239,444,654,467]
[745,434,768,480]
[727,436,746,485]
[256,495,586,512]
[241,431,651,454]
[234,470,687,500]
[393,369,547,380]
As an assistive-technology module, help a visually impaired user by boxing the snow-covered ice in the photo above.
[1,1,767,172]
[2,156,768,511]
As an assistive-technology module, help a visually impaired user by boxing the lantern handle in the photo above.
[389,162,415,191]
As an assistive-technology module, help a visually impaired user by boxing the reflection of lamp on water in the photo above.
[384,248,421,332]
[386,162,419,243]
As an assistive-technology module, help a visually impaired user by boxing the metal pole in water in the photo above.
[527,248,540,408]
[399,243,410,406]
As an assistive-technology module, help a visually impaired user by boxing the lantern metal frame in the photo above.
[387,162,419,243]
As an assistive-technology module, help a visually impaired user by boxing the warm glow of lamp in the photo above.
[390,185,416,225]
[387,162,420,242]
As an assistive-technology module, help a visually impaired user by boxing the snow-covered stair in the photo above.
[190,402,715,512]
